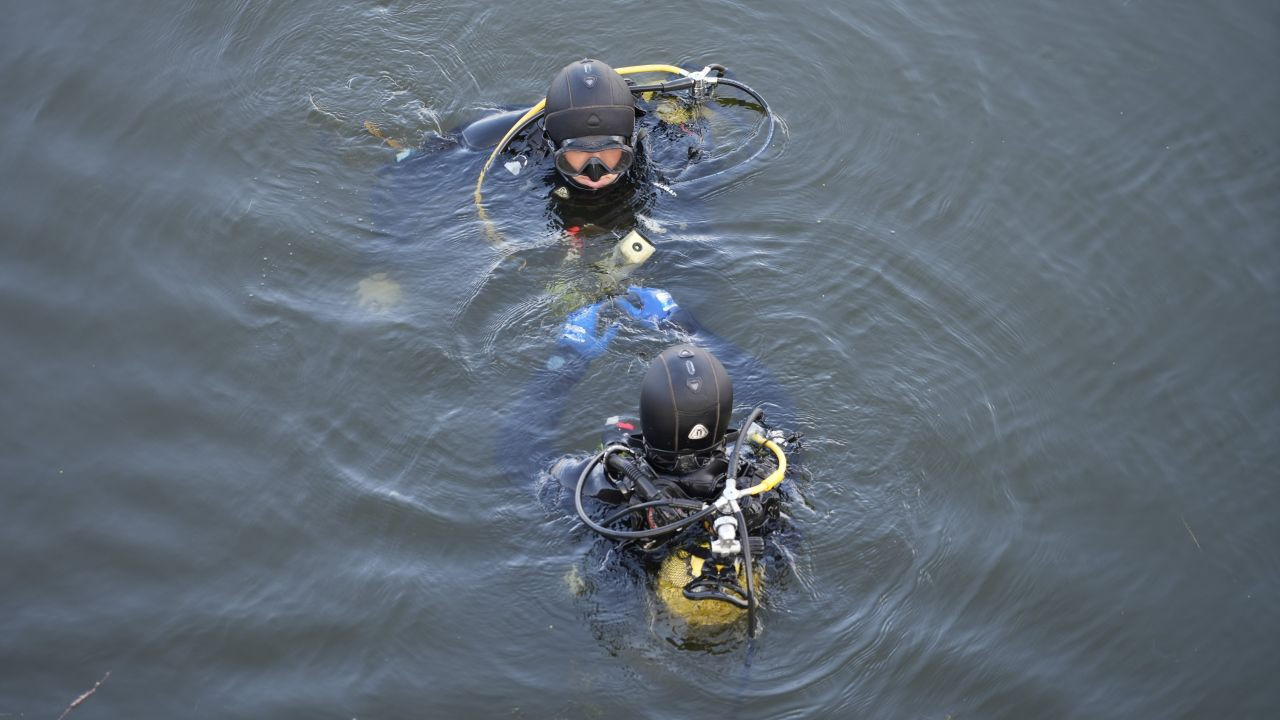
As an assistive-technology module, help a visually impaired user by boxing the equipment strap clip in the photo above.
[683,561,750,608]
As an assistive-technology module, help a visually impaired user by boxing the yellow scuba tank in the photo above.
[655,544,764,627]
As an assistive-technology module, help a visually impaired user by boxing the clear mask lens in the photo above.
[554,136,633,181]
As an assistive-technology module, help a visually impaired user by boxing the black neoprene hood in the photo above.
[640,344,734,455]
[544,59,636,146]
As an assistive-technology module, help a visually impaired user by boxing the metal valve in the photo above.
[710,515,741,557]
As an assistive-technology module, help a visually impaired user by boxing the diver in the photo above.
[367,56,776,327]
[576,343,795,636]
[503,293,799,635]
[364,57,759,325]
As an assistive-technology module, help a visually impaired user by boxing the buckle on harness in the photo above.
[682,560,750,608]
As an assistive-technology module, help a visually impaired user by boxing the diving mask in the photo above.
[554,135,634,184]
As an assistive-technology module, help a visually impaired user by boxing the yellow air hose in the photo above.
[473,64,691,244]
[740,433,786,496]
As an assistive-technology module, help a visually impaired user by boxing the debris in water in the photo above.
[57,671,110,720]
[1182,515,1202,551]
[356,272,403,312]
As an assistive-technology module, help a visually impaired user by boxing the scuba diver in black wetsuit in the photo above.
[367,57,776,336]
[502,300,800,635]
[568,344,796,636]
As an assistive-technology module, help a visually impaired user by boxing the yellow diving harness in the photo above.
[471,63,775,244]
[574,408,787,637]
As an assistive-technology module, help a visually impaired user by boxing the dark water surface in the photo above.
[3,1,1277,718]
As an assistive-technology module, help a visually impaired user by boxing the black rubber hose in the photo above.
[575,447,716,540]
[716,77,770,112]
[736,508,757,637]
[728,406,764,484]
[598,497,706,526]
[673,76,776,186]
[605,452,660,500]
[627,78,697,94]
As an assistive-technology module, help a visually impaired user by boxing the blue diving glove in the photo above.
[557,301,620,360]
[615,286,679,326]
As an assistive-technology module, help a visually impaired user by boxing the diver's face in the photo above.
[560,148,625,189]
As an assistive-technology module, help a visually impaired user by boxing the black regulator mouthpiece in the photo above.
[640,345,733,463]
[579,157,609,181]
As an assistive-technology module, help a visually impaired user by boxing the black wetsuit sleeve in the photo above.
[498,351,592,485]
[458,108,529,150]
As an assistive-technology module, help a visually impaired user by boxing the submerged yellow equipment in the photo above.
[655,432,787,628]
[574,429,789,632]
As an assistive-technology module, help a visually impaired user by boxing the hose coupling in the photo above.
[688,65,720,100]
[714,480,741,515]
